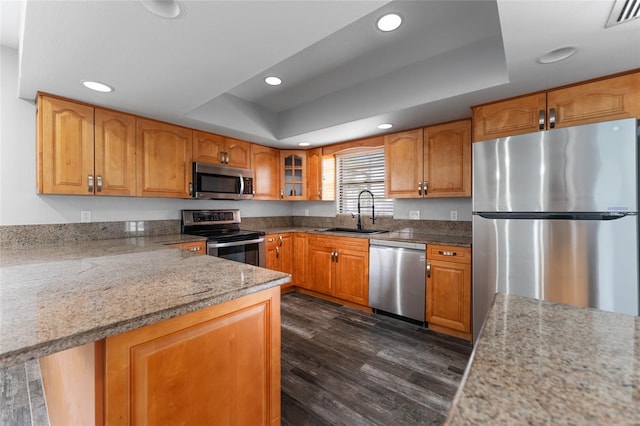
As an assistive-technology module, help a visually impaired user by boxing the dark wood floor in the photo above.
[280,292,472,426]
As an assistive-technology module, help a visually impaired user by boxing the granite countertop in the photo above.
[0,235,290,369]
[259,227,471,247]
[446,293,640,424]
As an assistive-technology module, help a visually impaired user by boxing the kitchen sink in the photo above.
[316,227,389,235]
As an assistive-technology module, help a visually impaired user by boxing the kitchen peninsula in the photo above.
[0,236,290,425]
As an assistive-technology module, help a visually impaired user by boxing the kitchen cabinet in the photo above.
[37,95,137,196]
[306,235,369,306]
[40,287,281,425]
[292,233,308,287]
[136,118,193,198]
[426,244,471,341]
[265,233,292,290]
[193,130,251,169]
[251,144,281,200]
[280,151,306,200]
[472,71,640,141]
[385,119,471,198]
[306,148,323,200]
[166,240,206,254]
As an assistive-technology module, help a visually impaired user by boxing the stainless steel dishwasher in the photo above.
[369,239,426,322]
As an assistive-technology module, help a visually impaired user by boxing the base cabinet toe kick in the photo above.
[39,287,281,426]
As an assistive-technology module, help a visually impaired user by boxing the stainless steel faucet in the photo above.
[356,190,376,230]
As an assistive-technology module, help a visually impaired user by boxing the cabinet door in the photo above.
[384,129,424,198]
[252,144,280,200]
[292,233,308,287]
[225,137,252,169]
[37,95,95,195]
[472,93,547,142]
[548,72,640,128]
[95,108,136,196]
[306,237,334,295]
[280,151,307,200]
[306,148,323,200]
[423,119,471,198]
[105,288,281,426]
[136,118,192,198]
[426,259,471,334]
[278,234,293,275]
[265,234,279,270]
[333,245,369,306]
[193,130,225,165]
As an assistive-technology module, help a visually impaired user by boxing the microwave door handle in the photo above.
[239,173,244,196]
[208,238,265,249]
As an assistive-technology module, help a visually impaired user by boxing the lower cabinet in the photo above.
[39,287,281,426]
[292,233,308,287]
[305,235,369,306]
[265,233,293,290]
[426,245,472,341]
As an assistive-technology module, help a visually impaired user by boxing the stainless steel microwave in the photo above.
[191,162,254,200]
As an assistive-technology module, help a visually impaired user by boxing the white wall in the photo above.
[1,46,471,225]
[0,47,293,225]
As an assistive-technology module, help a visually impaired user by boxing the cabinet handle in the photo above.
[426,262,431,278]
[424,180,428,195]
[189,246,201,252]
[279,235,283,246]
[276,246,280,258]
[418,181,422,196]
[438,250,457,256]
[318,188,322,199]
[220,152,225,164]
[225,152,230,164]
[280,189,284,199]
[538,110,545,130]
[549,108,556,129]
[267,237,275,242]
[335,251,339,263]
[96,175,103,192]
[88,175,94,193]
[331,251,335,262]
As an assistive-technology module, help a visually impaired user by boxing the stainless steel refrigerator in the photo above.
[472,118,639,341]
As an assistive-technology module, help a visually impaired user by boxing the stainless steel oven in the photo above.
[181,209,265,267]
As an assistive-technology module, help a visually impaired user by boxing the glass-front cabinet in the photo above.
[280,151,306,200]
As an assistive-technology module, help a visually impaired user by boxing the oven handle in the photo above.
[208,238,265,249]
[239,174,245,197]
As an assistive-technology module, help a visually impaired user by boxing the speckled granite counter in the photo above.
[0,236,290,369]
[260,227,472,247]
[445,294,640,424]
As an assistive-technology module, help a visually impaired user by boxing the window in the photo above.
[337,149,393,215]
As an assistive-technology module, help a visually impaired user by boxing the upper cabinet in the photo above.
[306,148,323,201]
[385,119,471,199]
[136,118,192,198]
[473,71,640,142]
[37,95,136,196]
[251,144,280,200]
[280,150,306,200]
[193,131,251,169]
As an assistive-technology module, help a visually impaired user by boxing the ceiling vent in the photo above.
[606,0,640,27]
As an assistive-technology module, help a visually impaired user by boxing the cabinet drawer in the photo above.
[427,245,470,264]
[167,241,206,254]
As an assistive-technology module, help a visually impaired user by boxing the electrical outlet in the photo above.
[450,210,458,221]
[305,209,309,217]
[80,211,91,223]
[409,210,420,220]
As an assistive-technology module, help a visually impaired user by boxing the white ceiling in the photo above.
[2,0,639,148]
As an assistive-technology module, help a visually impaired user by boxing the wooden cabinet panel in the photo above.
[225,137,252,169]
[333,246,368,305]
[37,95,95,195]
[281,151,307,200]
[384,129,423,198]
[265,233,292,276]
[94,108,136,196]
[136,118,192,198]
[193,130,225,165]
[252,144,280,200]
[166,240,206,254]
[423,119,471,198]
[292,233,308,287]
[426,245,471,340]
[306,148,323,200]
[548,72,640,128]
[472,93,547,142]
[105,287,281,426]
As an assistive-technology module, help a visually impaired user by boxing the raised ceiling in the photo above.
[3,0,640,147]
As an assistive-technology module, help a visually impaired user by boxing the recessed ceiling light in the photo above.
[82,80,114,93]
[298,142,310,147]
[265,76,282,86]
[377,123,394,130]
[537,47,577,64]
[377,13,402,32]
[140,0,182,19]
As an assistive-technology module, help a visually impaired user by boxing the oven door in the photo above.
[207,238,266,267]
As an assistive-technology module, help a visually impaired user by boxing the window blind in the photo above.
[337,150,393,215]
